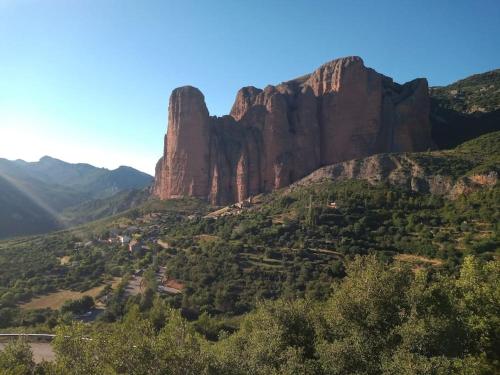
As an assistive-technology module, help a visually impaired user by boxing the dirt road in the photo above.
[0,342,55,363]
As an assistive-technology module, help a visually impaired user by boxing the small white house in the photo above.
[118,235,131,245]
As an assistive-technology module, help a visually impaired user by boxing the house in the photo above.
[118,235,131,245]
[328,202,338,209]
[157,239,170,249]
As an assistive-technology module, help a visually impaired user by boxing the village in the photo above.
[68,211,186,321]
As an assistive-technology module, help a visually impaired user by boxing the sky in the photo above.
[0,0,499,175]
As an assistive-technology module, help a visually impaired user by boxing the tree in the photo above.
[60,295,94,315]
[317,255,412,375]
[213,299,319,374]
[0,339,35,375]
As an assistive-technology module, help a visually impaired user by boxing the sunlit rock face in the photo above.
[153,56,433,205]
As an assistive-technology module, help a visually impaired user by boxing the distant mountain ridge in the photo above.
[5,156,152,198]
[0,156,153,238]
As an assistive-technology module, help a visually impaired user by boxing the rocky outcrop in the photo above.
[287,154,498,199]
[154,56,434,204]
[154,87,211,200]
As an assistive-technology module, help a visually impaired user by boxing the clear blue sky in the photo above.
[1,0,499,174]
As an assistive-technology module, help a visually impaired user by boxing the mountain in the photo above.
[0,174,60,238]
[0,156,153,238]
[60,188,150,225]
[4,156,153,200]
[154,56,433,205]
[430,68,500,149]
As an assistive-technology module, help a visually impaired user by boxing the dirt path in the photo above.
[394,254,444,266]
[125,275,144,296]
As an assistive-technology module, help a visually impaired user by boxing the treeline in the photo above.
[2,255,498,374]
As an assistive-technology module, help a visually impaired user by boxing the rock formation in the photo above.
[287,154,498,200]
[154,56,433,205]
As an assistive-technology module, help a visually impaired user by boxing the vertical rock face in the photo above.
[153,86,210,199]
[154,56,433,205]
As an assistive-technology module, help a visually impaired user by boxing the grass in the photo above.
[20,277,121,310]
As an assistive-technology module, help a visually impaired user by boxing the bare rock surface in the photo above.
[154,56,433,204]
[287,153,498,199]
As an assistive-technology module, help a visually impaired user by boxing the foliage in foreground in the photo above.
[2,255,498,374]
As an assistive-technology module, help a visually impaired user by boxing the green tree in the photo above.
[0,339,35,375]
[213,299,320,374]
[317,255,412,375]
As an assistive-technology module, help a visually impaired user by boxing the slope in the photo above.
[430,68,500,149]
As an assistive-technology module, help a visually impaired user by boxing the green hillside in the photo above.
[411,130,500,177]
[0,134,498,373]
[430,69,500,114]
[60,188,150,226]
[0,175,60,238]
[1,133,497,318]
[0,156,153,239]
[430,69,500,149]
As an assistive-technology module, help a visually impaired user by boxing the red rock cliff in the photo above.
[153,56,433,204]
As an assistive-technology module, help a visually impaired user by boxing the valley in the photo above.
[1,132,498,323]
[0,132,498,373]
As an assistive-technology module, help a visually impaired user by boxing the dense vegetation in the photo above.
[60,189,150,225]
[0,233,131,328]
[430,69,500,114]
[161,180,498,315]
[1,255,498,374]
[1,134,499,326]
[0,197,209,329]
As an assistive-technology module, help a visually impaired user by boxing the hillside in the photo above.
[0,134,498,373]
[0,175,60,238]
[1,133,497,320]
[3,156,153,199]
[430,69,500,113]
[60,188,150,226]
[289,130,499,196]
[430,69,500,149]
[0,156,153,238]
[156,136,498,315]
